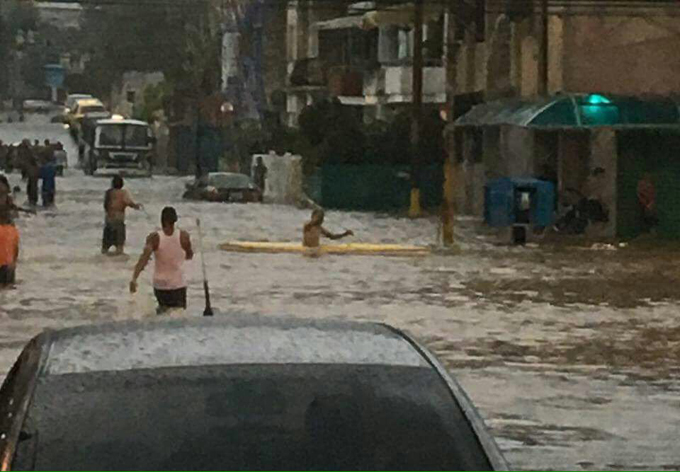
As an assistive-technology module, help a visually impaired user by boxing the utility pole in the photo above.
[538,0,549,95]
[442,0,459,246]
[409,0,424,218]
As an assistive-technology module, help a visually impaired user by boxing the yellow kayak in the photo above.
[218,241,430,257]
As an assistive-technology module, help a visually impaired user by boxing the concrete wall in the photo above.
[36,3,83,30]
[501,125,535,177]
[587,128,617,238]
[111,71,165,118]
[455,32,487,94]
[562,10,680,95]
[451,4,680,100]
[557,130,590,198]
[262,2,289,106]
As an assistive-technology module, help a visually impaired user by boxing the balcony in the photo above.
[382,66,446,103]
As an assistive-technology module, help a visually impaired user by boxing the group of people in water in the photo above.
[0,139,64,208]
[2,170,355,314]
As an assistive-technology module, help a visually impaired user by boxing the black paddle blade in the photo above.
[203,281,214,317]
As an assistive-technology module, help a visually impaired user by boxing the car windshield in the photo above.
[98,125,149,148]
[98,125,123,147]
[210,173,252,188]
[13,364,491,471]
[80,105,105,114]
[126,125,149,147]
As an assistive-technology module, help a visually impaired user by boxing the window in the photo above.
[125,125,149,148]
[126,90,136,103]
[81,105,106,115]
[98,126,124,147]
[15,364,493,471]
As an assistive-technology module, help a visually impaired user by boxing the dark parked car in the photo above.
[183,172,263,203]
[0,316,508,471]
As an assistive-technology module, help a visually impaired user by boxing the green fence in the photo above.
[308,164,444,212]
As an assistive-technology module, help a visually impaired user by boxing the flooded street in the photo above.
[1,126,680,471]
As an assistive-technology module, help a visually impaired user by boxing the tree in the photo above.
[79,0,221,95]
[0,0,39,97]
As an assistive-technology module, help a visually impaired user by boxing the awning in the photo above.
[361,3,445,30]
[454,94,680,128]
[312,3,444,31]
[313,15,365,31]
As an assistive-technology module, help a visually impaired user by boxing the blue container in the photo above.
[485,178,555,228]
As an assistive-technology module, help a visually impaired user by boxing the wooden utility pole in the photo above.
[538,0,549,95]
[442,1,459,246]
[409,0,425,218]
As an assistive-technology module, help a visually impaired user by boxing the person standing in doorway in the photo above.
[103,175,142,255]
[253,156,268,192]
[130,207,193,314]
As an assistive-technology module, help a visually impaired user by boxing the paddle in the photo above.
[196,218,214,317]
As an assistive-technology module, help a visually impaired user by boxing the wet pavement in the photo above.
[1,123,680,470]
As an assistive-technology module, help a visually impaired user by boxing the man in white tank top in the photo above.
[130,207,193,314]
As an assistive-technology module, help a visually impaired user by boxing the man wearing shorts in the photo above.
[130,207,193,314]
[103,175,142,255]
[0,209,19,287]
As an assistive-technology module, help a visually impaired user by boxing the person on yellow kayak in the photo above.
[303,209,354,248]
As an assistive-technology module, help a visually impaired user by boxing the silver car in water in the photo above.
[0,315,508,471]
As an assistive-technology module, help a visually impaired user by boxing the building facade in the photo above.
[445,0,680,223]
[285,0,447,126]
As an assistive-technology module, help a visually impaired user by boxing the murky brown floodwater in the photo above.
[1,123,680,470]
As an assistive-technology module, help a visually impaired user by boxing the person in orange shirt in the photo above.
[0,208,19,286]
[637,172,658,231]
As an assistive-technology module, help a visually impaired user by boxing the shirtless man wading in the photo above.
[103,175,142,255]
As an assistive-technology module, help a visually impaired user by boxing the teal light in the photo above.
[586,94,611,105]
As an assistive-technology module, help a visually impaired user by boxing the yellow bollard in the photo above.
[409,188,421,218]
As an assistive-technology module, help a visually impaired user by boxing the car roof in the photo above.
[96,118,148,126]
[40,315,429,376]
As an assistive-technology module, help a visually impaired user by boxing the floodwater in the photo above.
[1,123,680,471]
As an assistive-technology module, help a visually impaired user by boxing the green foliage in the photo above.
[0,0,40,96]
[218,98,445,178]
[135,82,172,123]
[79,0,220,96]
[7,1,39,34]
[297,99,445,171]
